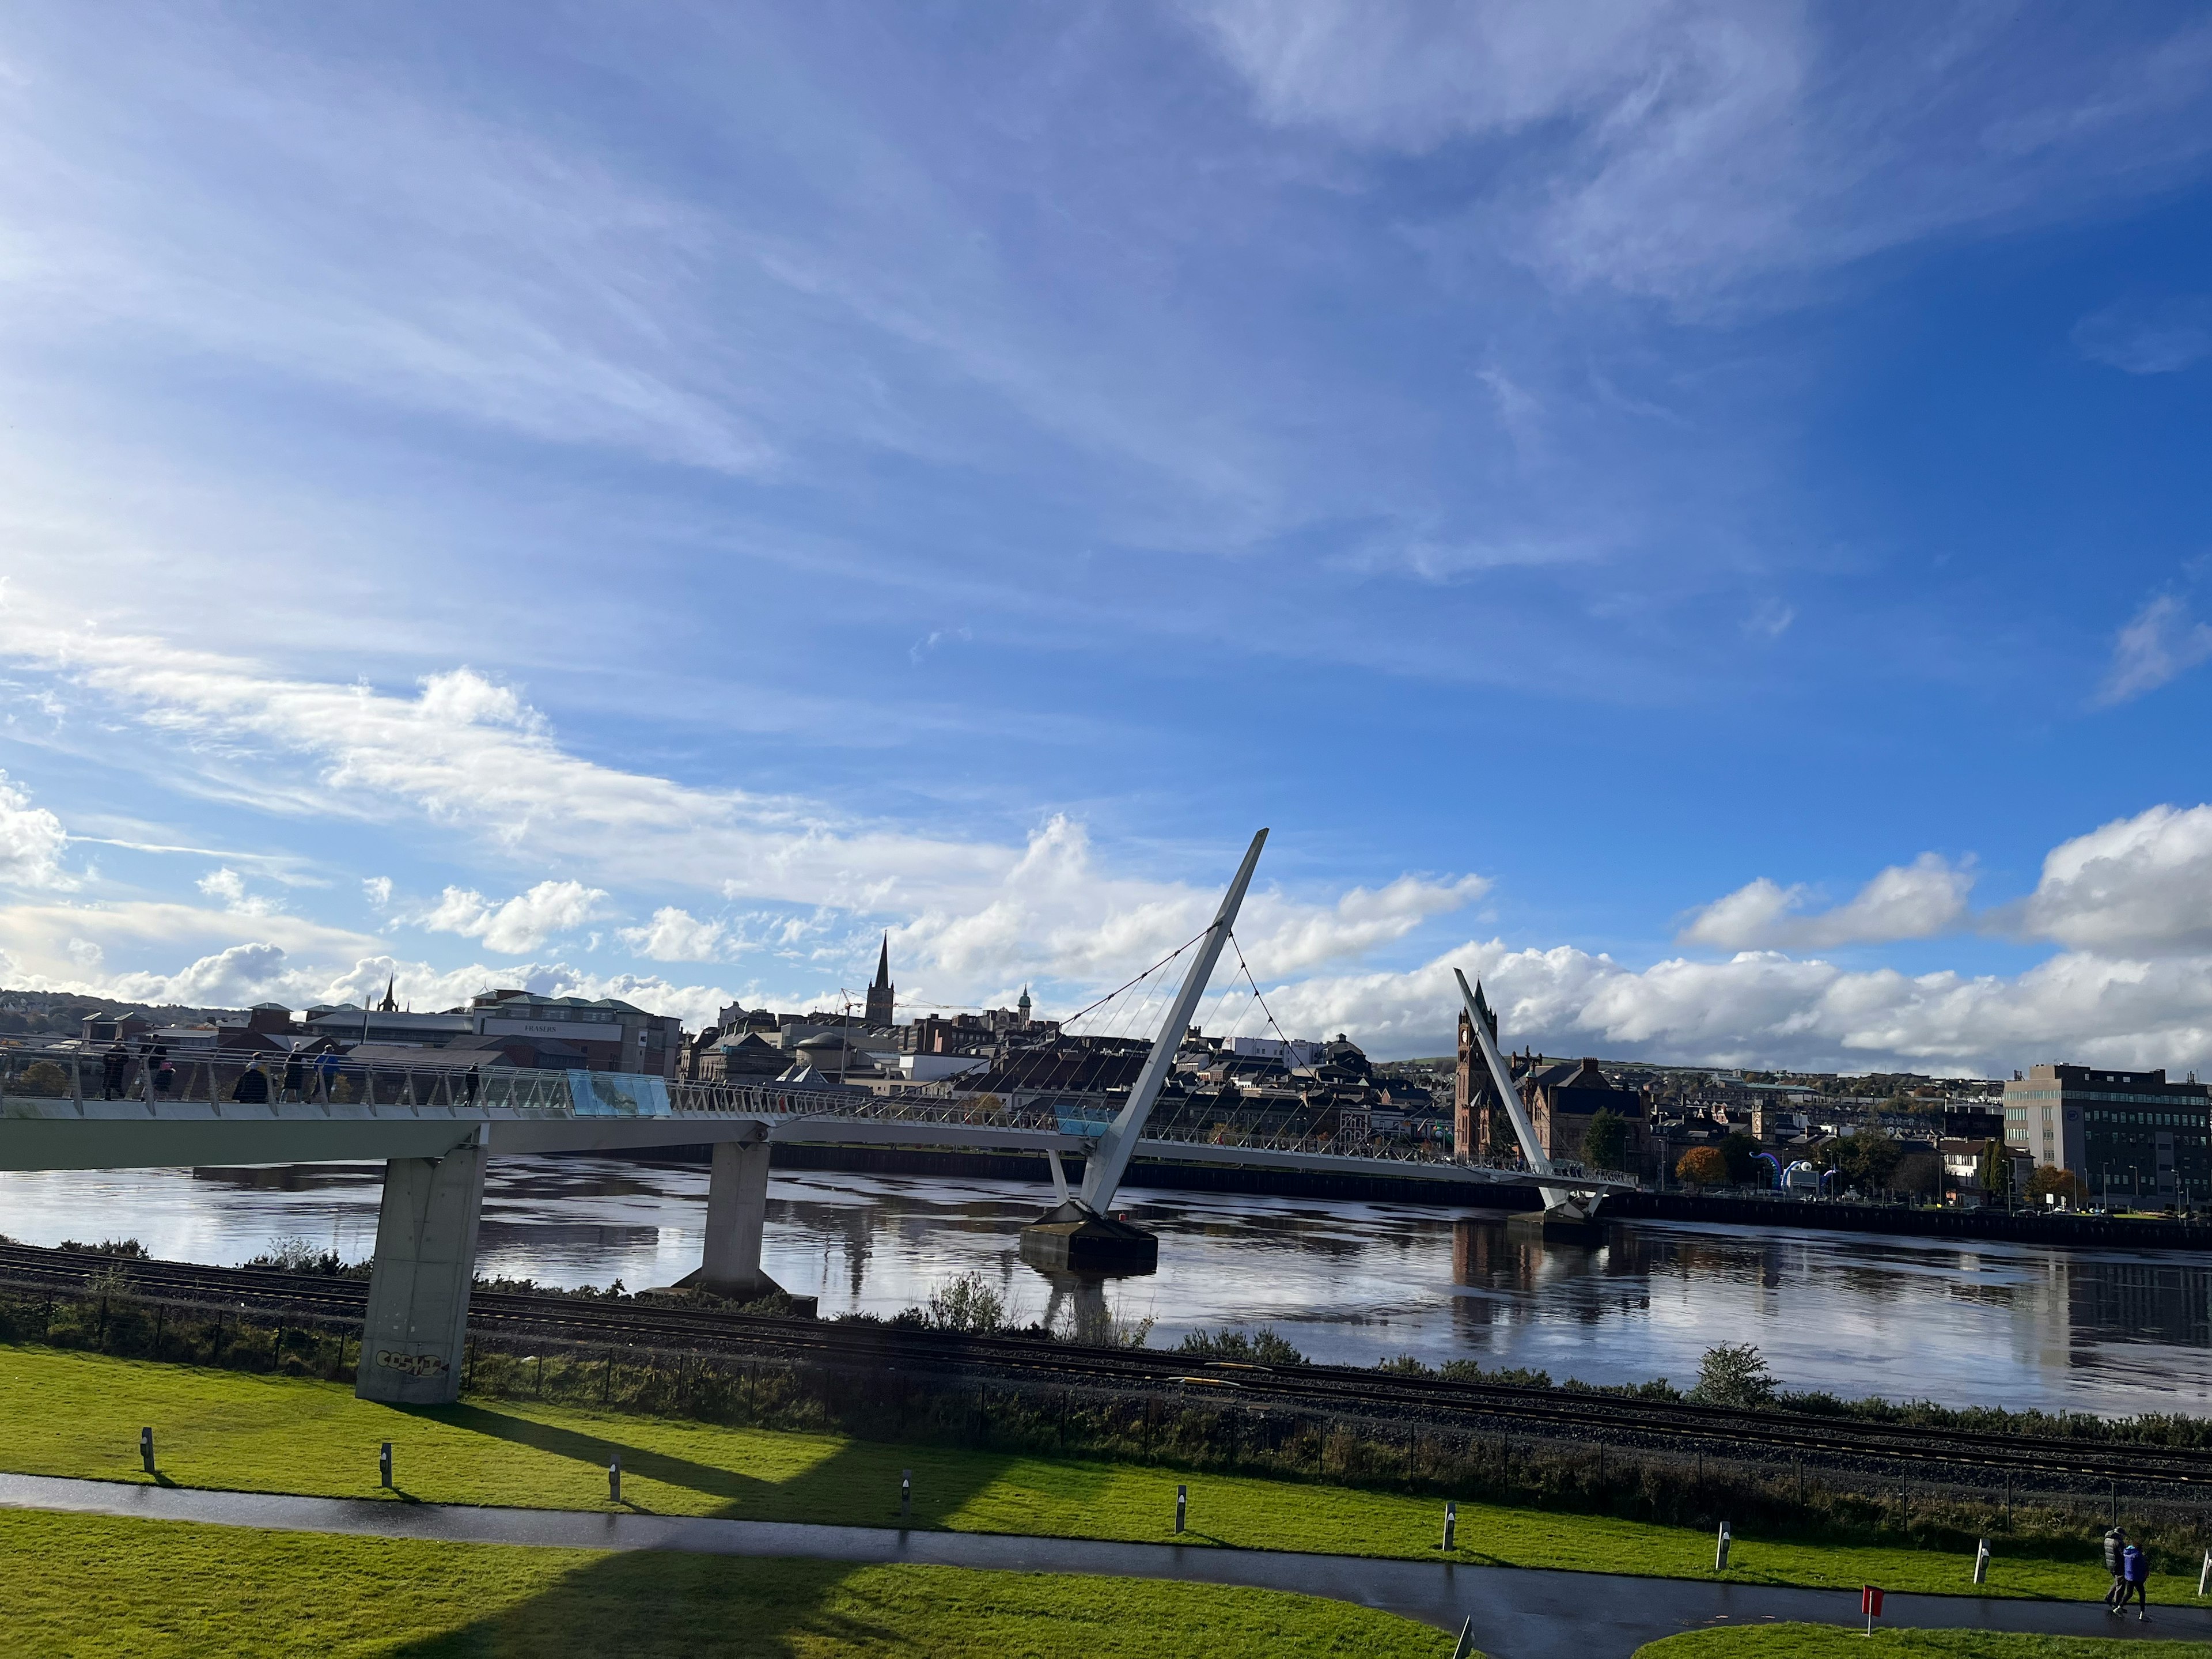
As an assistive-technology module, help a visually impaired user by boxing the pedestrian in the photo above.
[315,1047,340,1102]
[2119,1541,2150,1620]
[465,1062,480,1107]
[282,1050,306,1103]
[148,1047,173,1100]
[101,1040,129,1100]
[231,1062,270,1105]
[2103,1525,2127,1611]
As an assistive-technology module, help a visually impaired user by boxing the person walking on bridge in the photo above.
[101,1041,129,1100]
[281,1050,306,1103]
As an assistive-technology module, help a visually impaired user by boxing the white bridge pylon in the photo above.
[1452,967,1602,1223]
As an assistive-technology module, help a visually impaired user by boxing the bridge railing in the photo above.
[3,1049,1586,1177]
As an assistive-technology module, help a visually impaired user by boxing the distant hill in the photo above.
[0,988,232,1038]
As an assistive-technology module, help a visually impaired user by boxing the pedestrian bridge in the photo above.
[0,1049,1624,1408]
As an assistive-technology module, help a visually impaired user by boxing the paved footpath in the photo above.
[3,1472,2206,1658]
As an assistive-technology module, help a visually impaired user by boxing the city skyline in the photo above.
[4,4,2212,1074]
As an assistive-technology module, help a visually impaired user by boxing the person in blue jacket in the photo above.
[2115,1541,2150,1620]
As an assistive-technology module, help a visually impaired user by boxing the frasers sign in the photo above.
[480,1018,622,1045]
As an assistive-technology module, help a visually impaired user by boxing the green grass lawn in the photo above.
[0,1508,1448,1657]
[1635,1626,2212,1659]
[0,1345,2182,1605]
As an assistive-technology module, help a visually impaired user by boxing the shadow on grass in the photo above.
[391,1555,902,1658]
[397,1403,772,1508]
[382,1403,1017,1657]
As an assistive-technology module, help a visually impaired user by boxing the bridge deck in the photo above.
[0,1055,1628,1191]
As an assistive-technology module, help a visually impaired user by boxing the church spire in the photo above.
[865,934,895,1026]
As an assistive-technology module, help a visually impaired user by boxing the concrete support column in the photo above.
[355,1142,485,1404]
[698,1133,782,1300]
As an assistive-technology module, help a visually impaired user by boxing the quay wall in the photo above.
[620,1143,2212,1249]
[1611,1189,2212,1250]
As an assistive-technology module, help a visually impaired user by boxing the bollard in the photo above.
[379,1441,393,1490]
[1715,1520,1732,1571]
[1974,1539,1990,1585]
[2199,1549,2211,1599]
[609,1453,622,1505]
[1175,1484,1187,1535]
[140,1427,154,1476]
[900,1469,911,1521]
[1442,1499,1457,1552]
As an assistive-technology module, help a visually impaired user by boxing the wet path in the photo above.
[2,1472,2203,1657]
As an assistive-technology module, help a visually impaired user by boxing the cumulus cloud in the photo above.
[0,611,1493,997]
[195,865,275,916]
[890,816,1483,991]
[1259,938,2212,1077]
[0,770,71,889]
[2008,805,2212,956]
[362,876,393,908]
[1680,854,1973,950]
[620,906,729,963]
[2099,593,2212,704]
[416,880,609,955]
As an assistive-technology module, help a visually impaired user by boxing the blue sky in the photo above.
[5,1,2212,1074]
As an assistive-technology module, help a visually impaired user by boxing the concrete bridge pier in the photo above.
[683,1130,797,1305]
[355,1141,486,1405]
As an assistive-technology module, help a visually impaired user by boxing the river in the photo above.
[2,1157,2208,1418]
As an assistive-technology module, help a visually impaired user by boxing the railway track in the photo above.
[3,1241,2204,1491]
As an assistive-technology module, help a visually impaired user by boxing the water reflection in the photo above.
[3,1159,2212,1416]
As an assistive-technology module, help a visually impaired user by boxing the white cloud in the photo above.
[0,896,385,1005]
[620,906,728,963]
[2074,294,2212,374]
[2099,593,2212,704]
[1186,1,2212,304]
[416,880,609,955]
[1681,854,1972,950]
[2010,805,2212,956]
[0,769,71,889]
[0,613,1485,999]
[195,865,274,916]
[1259,938,2212,1076]
[362,876,393,908]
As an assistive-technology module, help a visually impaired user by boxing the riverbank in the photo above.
[1611,1192,2212,1251]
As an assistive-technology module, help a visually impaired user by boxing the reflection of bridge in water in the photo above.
[0,830,1627,1406]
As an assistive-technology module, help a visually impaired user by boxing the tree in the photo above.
[1978,1139,2015,1201]
[2028,1164,2081,1206]
[1676,1145,1728,1188]
[1691,1342,1777,1408]
[1718,1130,1763,1185]
[19,1060,68,1098]
[1894,1152,1941,1199]
[1580,1108,1630,1173]
[1828,1127,1904,1193]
